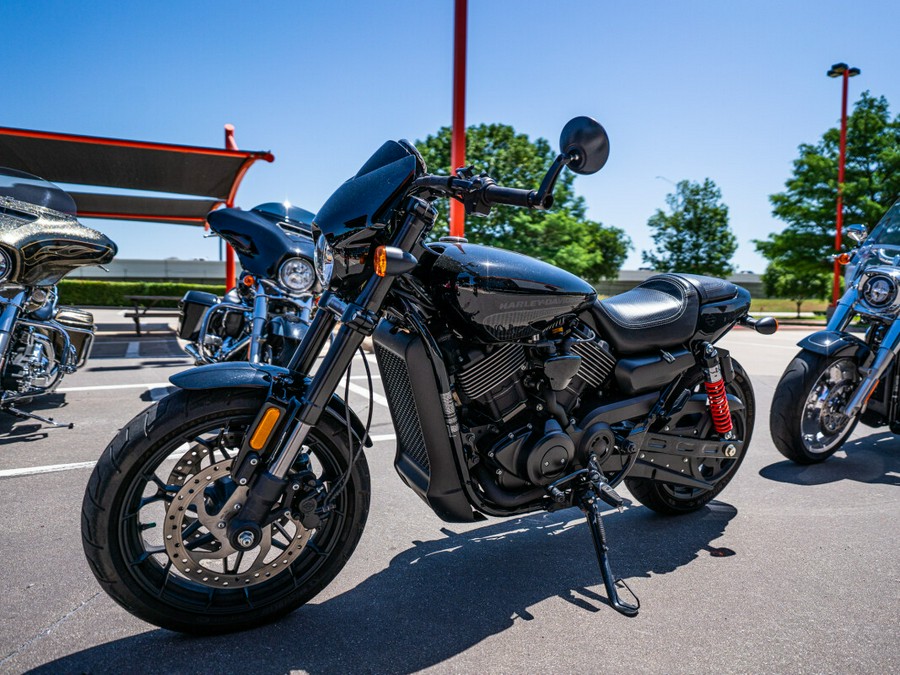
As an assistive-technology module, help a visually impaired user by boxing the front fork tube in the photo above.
[248,282,268,364]
[843,318,900,417]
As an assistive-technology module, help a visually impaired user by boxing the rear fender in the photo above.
[169,362,371,447]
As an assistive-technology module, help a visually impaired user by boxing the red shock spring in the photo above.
[704,377,733,436]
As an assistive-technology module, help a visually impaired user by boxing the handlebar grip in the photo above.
[482,184,542,209]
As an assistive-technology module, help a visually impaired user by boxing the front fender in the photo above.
[797,330,868,359]
[169,362,371,447]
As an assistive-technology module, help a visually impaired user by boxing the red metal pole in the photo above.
[224,124,238,290]
[450,0,467,238]
[831,70,850,306]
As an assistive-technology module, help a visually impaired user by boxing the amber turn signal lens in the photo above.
[374,246,387,277]
[249,407,281,450]
[242,274,256,287]
[837,253,852,265]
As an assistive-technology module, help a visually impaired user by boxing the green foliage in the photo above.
[755,92,900,276]
[57,280,226,307]
[642,178,737,276]
[761,263,831,317]
[414,124,630,281]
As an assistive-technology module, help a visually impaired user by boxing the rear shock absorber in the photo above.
[701,343,734,438]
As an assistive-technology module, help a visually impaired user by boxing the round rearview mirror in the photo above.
[845,223,868,244]
[559,116,610,175]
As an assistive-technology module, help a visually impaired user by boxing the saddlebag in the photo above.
[54,306,95,367]
[178,291,219,342]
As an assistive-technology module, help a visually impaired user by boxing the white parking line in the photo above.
[346,382,388,407]
[0,433,398,478]
[58,382,170,393]
[125,341,141,358]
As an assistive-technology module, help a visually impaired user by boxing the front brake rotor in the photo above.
[163,460,311,588]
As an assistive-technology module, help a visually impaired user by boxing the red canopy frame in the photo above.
[0,124,275,287]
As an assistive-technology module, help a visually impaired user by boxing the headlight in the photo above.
[0,248,11,282]
[315,234,334,288]
[862,274,897,307]
[278,257,315,293]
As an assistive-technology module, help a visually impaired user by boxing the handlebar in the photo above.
[411,174,552,214]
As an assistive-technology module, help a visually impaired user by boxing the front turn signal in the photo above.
[372,245,418,278]
[837,252,852,265]
[249,406,282,450]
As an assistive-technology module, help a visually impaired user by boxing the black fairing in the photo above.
[207,206,315,280]
[313,141,420,287]
[429,242,597,342]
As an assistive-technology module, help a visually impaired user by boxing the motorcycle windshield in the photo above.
[0,167,77,215]
[313,141,418,249]
[865,199,900,247]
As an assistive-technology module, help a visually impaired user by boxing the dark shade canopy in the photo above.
[0,126,274,225]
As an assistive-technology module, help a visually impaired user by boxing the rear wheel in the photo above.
[770,351,860,464]
[82,388,370,634]
[626,359,755,515]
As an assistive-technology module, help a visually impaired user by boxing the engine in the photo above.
[449,321,617,490]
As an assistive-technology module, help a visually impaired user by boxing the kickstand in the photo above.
[579,466,639,617]
[4,406,73,429]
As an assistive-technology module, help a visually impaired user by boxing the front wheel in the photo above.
[769,351,860,464]
[82,388,370,634]
[625,358,755,515]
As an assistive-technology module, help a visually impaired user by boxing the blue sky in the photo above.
[3,1,899,273]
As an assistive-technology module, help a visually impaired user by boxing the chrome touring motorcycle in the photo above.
[83,118,774,633]
[771,201,900,463]
[0,168,116,427]
[179,201,318,367]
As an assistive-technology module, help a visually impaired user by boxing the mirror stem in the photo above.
[533,152,573,210]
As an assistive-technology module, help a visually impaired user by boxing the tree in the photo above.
[762,263,831,317]
[414,124,630,281]
[641,179,737,276]
[755,92,900,277]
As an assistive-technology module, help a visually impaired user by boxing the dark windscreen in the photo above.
[0,167,77,214]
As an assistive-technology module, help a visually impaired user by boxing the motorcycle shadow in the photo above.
[35,502,737,674]
[759,432,900,487]
[0,393,68,444]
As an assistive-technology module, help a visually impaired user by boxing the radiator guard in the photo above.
[373,319,477,523]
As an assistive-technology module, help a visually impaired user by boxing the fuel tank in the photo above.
[429,241,597,342]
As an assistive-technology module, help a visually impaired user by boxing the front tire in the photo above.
[82,388,370,634]
[625,359,755,515]
[770,351,860,464]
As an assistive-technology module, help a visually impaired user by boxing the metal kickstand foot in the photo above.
[579,463,639,616]
[4,406,73,429]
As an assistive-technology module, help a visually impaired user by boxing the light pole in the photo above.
[450,0,467,238]
[827,62,860,306]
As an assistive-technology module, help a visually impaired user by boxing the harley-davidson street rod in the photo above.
[0,168,116,427]
[82,117,776,633]
[179,201,319,368]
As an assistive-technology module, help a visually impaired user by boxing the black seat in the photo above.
[590,274,736,355]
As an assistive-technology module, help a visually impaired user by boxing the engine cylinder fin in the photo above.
[457,343,527,400]
[571,340,615,388]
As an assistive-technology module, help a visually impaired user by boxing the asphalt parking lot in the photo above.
[0,313,897,674]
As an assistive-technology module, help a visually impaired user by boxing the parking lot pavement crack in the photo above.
[0,591,102,667]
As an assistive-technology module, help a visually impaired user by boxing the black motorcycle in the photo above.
[0,168,116,427]
[82,117,775,633]
[770,201,900,463]
[178,201,319,367]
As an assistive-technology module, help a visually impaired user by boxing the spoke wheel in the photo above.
[82,388,370,634]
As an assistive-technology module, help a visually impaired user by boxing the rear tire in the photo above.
[626,359,755,515]
[769,351,860,464]
[82,387,370,634]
